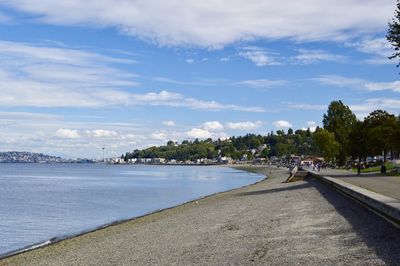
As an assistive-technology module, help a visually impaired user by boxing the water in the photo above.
[0,163,263,256]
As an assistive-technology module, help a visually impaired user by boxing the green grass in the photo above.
[352,162,396,173]
[386,172,400,176]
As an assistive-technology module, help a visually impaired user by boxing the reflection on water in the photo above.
[0,163,263,255]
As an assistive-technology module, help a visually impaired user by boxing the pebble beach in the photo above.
[2,167,400,265]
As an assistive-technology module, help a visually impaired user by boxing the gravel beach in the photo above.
[1,167,400,265]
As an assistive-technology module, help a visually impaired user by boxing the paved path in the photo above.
[2,168,400,265]
[308,168,400,200]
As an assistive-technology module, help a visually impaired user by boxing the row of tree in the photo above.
[125,128,319,162]
[124,100,400,167]
[315,101,400,166]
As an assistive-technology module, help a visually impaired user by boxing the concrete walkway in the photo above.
[306,168,400,200]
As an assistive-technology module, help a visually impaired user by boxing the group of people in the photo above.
[304,162,327,172]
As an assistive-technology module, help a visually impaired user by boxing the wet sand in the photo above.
[1,167,400,265]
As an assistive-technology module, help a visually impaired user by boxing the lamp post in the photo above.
[102,147,105,163]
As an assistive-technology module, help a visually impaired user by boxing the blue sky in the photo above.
[0,0,399,158]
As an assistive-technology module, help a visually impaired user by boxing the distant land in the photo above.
[0,151,93,163]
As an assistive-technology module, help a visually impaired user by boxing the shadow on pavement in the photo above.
[317,171,384,179]
[236,174,400,264]
[235,182,312,197]
[307,176,400,265]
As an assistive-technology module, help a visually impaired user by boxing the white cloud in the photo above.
[0,40,135,65]
[186,127,229,140]
[350,98,400,113]
[0,111,62,121]
[273,120,292,129]
[238,46,281,66]
[311,75,365,88]
[365,81,400,93]
[162,120,175,127]
[91,129,118,138]
[0,85,265,112]
[56,128,80,139]
[2,1,393,48]
[152,76,223,86]
[306,121,316,127]
[240,48,346,67]
[312,75,400,93]
[226,121,262,130]
[220,57,230,62]
[347,98,400,119]
[181,98,265,112]
[0,40,140,107]
[355,38,391,57]
[186,128,213,139]
[0,41,265,112]
[185,121,229,140]
[202,121,224,131]
[347,37,392,65]
[186,58,194,64]
[0,112,172,159]
[291,49,346,64]
[150,131,167,141]
[237,79,287,89]
[305,121,317,132]
[286,103,327,111]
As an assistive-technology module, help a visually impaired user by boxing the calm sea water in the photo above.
[0,163,263,255]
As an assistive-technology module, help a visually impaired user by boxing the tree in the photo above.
[348,120,368,163]
[387,0,400,69]
[364,110,397,162]
[167,140,175,147]
[393,116,400,157]
[276,130,285,136]
[314,128,340,163]
[323,100,357,165]
[260,148,269,158]
[275,143,293,157]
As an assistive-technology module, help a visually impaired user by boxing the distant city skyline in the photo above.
[0,1,399,158]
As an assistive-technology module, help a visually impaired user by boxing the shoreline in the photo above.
[3,165,399,265]
[0,166,270,261]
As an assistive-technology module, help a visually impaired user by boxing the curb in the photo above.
[308,171,400,227]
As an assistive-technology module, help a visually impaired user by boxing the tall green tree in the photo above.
[348,120,368,163]
[393,116,400,156]
[387,0,400,69]
[314,128,340,163]
[323,100,357,165]
[364,110,397,162]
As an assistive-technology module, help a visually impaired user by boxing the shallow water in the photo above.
[0,163,263,255]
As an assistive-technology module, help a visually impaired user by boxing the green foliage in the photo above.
[363,110,397,162]
[348,120,368,161]
[314,128,339,162]
[125,101,400,165]
[322,103,400,165]
[394,116,400,152]
[125,130,321,162]
[387,0,400,69]
[323,100,357,165]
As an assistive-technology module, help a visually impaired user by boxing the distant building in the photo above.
[218,156,232,164]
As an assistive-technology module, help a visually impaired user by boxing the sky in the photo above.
[0,0,399,159]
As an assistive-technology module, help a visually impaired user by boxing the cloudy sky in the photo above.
[0,0,399,158]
